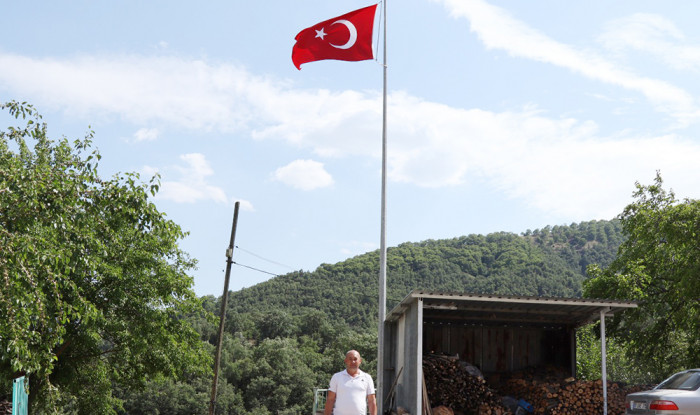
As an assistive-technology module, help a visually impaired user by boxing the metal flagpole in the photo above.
[377,0,388,413]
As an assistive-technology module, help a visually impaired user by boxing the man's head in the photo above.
[344,350,362,373]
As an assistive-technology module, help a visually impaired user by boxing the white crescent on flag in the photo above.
[329,19,357,49]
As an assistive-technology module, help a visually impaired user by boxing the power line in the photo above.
[229,247,403,303]
[232,261,279,277]
[231,263,403,303]
[235,245,294,270]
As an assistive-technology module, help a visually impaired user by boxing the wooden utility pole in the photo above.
[209,201,240,415]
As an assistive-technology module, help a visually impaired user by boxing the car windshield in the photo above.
[657,371,700,391]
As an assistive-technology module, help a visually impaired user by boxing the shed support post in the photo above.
[415,298,423,415]
[600,309,608,415]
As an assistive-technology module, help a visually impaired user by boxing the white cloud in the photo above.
[2,50,700,220]
[598,13,700,72]
[432,0,700,125]
[272,159,334,190]
[0,53,265,131]
[133,127,159,142]
[148,153,232,205]
[0,51,385,155]
[380,95,700,218]
[251,88,383,158]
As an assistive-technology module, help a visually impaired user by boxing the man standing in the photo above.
[324,350,377,415]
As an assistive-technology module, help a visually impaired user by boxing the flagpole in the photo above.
[377,0,388,413]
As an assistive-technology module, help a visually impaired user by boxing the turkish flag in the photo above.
[292,5,378,70]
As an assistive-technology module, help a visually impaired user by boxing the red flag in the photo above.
[292,5,377,70]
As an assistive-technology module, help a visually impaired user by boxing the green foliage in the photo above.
[206,325,371,415]
[126,306,378,415]
[117,374,244,415]
[0,101,211,413]
[575,324,653,384]
[584,173,700,382]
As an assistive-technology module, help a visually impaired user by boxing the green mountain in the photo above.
[225,219,624,330]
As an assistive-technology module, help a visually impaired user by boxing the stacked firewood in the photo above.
[423,355,652,415]
[0,399,11,415]
[475,402,509,415]
[423,355,509,415]
[499,371,652,415]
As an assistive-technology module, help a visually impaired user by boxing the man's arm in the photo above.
[367,393,377,415]
[324,391,336,415]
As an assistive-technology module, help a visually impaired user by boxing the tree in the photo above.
[0,101,211,413]
[584,173,700,381]
[117,375,244,415]
[575,323,649,384]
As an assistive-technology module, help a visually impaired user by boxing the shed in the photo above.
[379,290,637,414]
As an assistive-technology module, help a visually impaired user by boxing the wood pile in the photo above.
[432,405,454,415]
[498,370,652,415]
[423,355,508,415]
[0,399,11,415]
[475,403,509,415]
[423,355,652,415]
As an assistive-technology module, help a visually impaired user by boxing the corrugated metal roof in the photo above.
[386,289,637,327]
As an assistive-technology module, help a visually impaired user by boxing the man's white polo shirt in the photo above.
[328,369,375,415]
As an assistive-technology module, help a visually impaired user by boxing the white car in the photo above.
[626,369,700,414]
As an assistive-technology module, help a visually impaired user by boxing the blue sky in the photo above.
[2,1,700,297]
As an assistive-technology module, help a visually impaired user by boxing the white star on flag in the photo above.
[315,28,326,40]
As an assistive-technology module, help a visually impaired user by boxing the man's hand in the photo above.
[324,391,337,415]
[367,393,377,415]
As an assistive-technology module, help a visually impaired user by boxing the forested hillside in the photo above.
[89,220,629,414]
[224,219,624,331]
